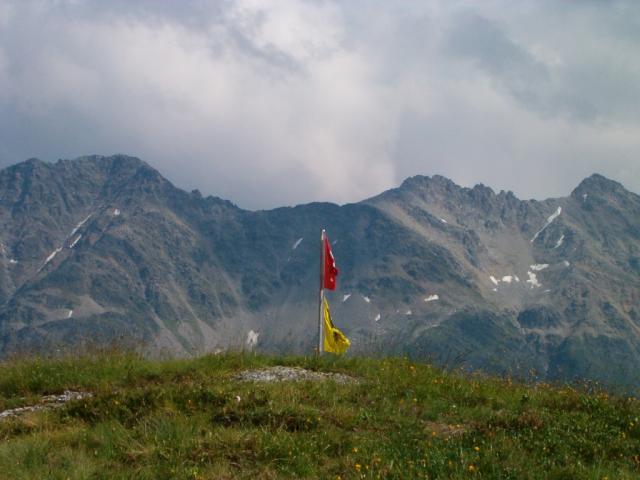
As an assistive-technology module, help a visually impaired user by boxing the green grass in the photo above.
[0,352,638,479]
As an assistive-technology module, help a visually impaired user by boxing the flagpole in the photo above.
[318,229,325,356]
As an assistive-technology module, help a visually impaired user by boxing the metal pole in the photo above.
[317,229,325,356]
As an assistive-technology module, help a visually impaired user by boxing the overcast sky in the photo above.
[0,1,638,208]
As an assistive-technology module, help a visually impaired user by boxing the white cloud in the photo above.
[0,0,638,208]
[226,0,344,63]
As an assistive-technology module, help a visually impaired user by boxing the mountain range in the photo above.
[0,155,638,386]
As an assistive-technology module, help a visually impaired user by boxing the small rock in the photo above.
[0,390,93,420]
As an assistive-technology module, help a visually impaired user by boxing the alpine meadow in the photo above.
[1,1,640,478]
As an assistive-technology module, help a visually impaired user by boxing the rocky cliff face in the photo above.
[0,156,638,386]
[365,173,640,383]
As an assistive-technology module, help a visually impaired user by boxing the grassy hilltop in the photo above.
[0,353,639,479]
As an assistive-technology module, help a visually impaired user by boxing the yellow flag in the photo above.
[323,298,350,354]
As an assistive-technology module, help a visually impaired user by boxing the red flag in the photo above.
[323,236,339,290]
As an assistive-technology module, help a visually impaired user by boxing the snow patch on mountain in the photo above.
[526,271,541,288]
[531,207,562,242]
[490,275,518,286]
[530,264,549,271]
[424,294,439,302]
[70,214,92,237]
[70,235,82,249]
[246,330,259,348]
[39,247,62,271]
[554,234,565,249]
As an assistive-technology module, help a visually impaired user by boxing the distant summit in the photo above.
[0,155,638,387]
[571,173,631,198]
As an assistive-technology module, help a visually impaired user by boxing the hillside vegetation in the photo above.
[0,352,639,479]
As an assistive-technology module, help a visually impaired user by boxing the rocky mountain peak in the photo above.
[23,157,46,167]
[571,173,628,199]
[399,174,458,193]
[4,157,50,178]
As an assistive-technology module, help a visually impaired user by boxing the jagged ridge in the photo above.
[0,156,638,386]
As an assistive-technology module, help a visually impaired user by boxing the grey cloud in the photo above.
[447,14,544,78]
[445,13,596,121]
[444,5,640,124]
[0,0,638,208]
